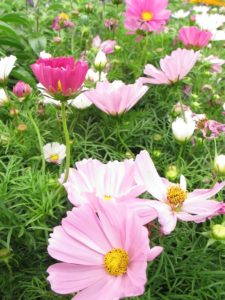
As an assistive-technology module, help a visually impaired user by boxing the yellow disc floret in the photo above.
[104,248,129,276]
[104,195,112,201]
[167,185,187,209]
[59,12,69,21]
[141,11,154,22]
[50,154,59,163]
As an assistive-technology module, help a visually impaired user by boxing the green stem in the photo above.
[61,102,71,183]
[28,112,45,177]
[116,118,134,158]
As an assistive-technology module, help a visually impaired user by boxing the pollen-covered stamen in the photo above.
[50,154,59,163]
[104,248,129,276]
[57,80,62,92]
[141,11,154,22]
[167,185,187,209]
[104,195,112,201]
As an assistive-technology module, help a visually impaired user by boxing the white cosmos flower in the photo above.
[37,83,61,107]
[172,116,195,142]
[0,55,17,82]
[172,9,190,19]
[68,88,92,109]
[211,30,225,41]
[39,51,52,59]
[85,68,107,83]
[0,89,8,106]
[193,6,210,14]
[43,142,66,165]
[196,13,225,31]
[214,155,225,175]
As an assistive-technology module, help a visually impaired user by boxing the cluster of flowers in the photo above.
[47,151,225,299]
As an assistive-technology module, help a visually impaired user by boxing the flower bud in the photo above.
[9,108,19,116]
[17,123,28,132]
[13,81,32,100]
[165,165,179,181]
[212,224,225,241]
[172,117,195,142]
[94,50,107,71]
[53,36,62,44]
[214,154,225,176]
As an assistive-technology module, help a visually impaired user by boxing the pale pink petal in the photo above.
[147,246,163,261]
[187,181,225,202]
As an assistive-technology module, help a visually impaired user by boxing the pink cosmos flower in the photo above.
[178,26,212,49]
[141,48,199,85]
[124,0,171,34]
[13,81,32,99]
[85,80,148,115]
[200,120,225,139]
[31,57,88,97]
[92,35,117,54]
[47,202,163,299]
[203,55,225,74]
[60,158,157,225]
[135,150,225,235]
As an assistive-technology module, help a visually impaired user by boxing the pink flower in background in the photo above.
[85,80,148,115]
[178,26,212,49]
[52,17,61,31]
[135,150,225,234]
[104,18,119,31]
[124,0,171,34]
[141,48,199,85]
[100,40,117,54]
[60,158,157,225]
[31,57,88,97]
[13,81,32,99]
[63,20,75,28]
[201,120,225,139]
[203,55,225,73]
[92,35,117,54]
[47,203,163,299]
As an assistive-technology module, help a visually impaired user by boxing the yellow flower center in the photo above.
[104,195,112,201]
[59,12,69,21]
[50,154,59,163]
[167,185,187,209]
[57,80,62,92]
[141,11,153,22]
[104,248,129,276]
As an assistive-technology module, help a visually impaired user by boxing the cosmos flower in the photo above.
[85,80,148,115]
[47,202,163,299]
[178,26,212,49]
[135,150,225,234]
[68,89,92,109]
[214,154,225,176]
[172,9,190,19]
[203,55,225,73]
[141,48,199,85]
[124,0,171,34]
[43,142,66,164]
[31,57,88,98]
[0,55,17,83]
[60,158,157,225]
[195,13,225,32]
[92,35,117,54]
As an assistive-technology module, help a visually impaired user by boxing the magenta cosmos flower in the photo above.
[85,80,148,115]
[31,57,88,98]
[47,203,163,299]
[141,48,199,85]
[124,0,170,34]
[178,26,212,49]
[60,158,157,225]
[135,150,225,235]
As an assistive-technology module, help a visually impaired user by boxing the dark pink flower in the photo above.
[178,26,212,49]
[52,17,60,31]
[13,81,32,98]
[63,20,75,28]
[31,57,88,97]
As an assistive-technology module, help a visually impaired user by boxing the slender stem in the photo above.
[61,102,71,183]
[116,118,134,158]
[179,93,186,121]
[28,112,45,177]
